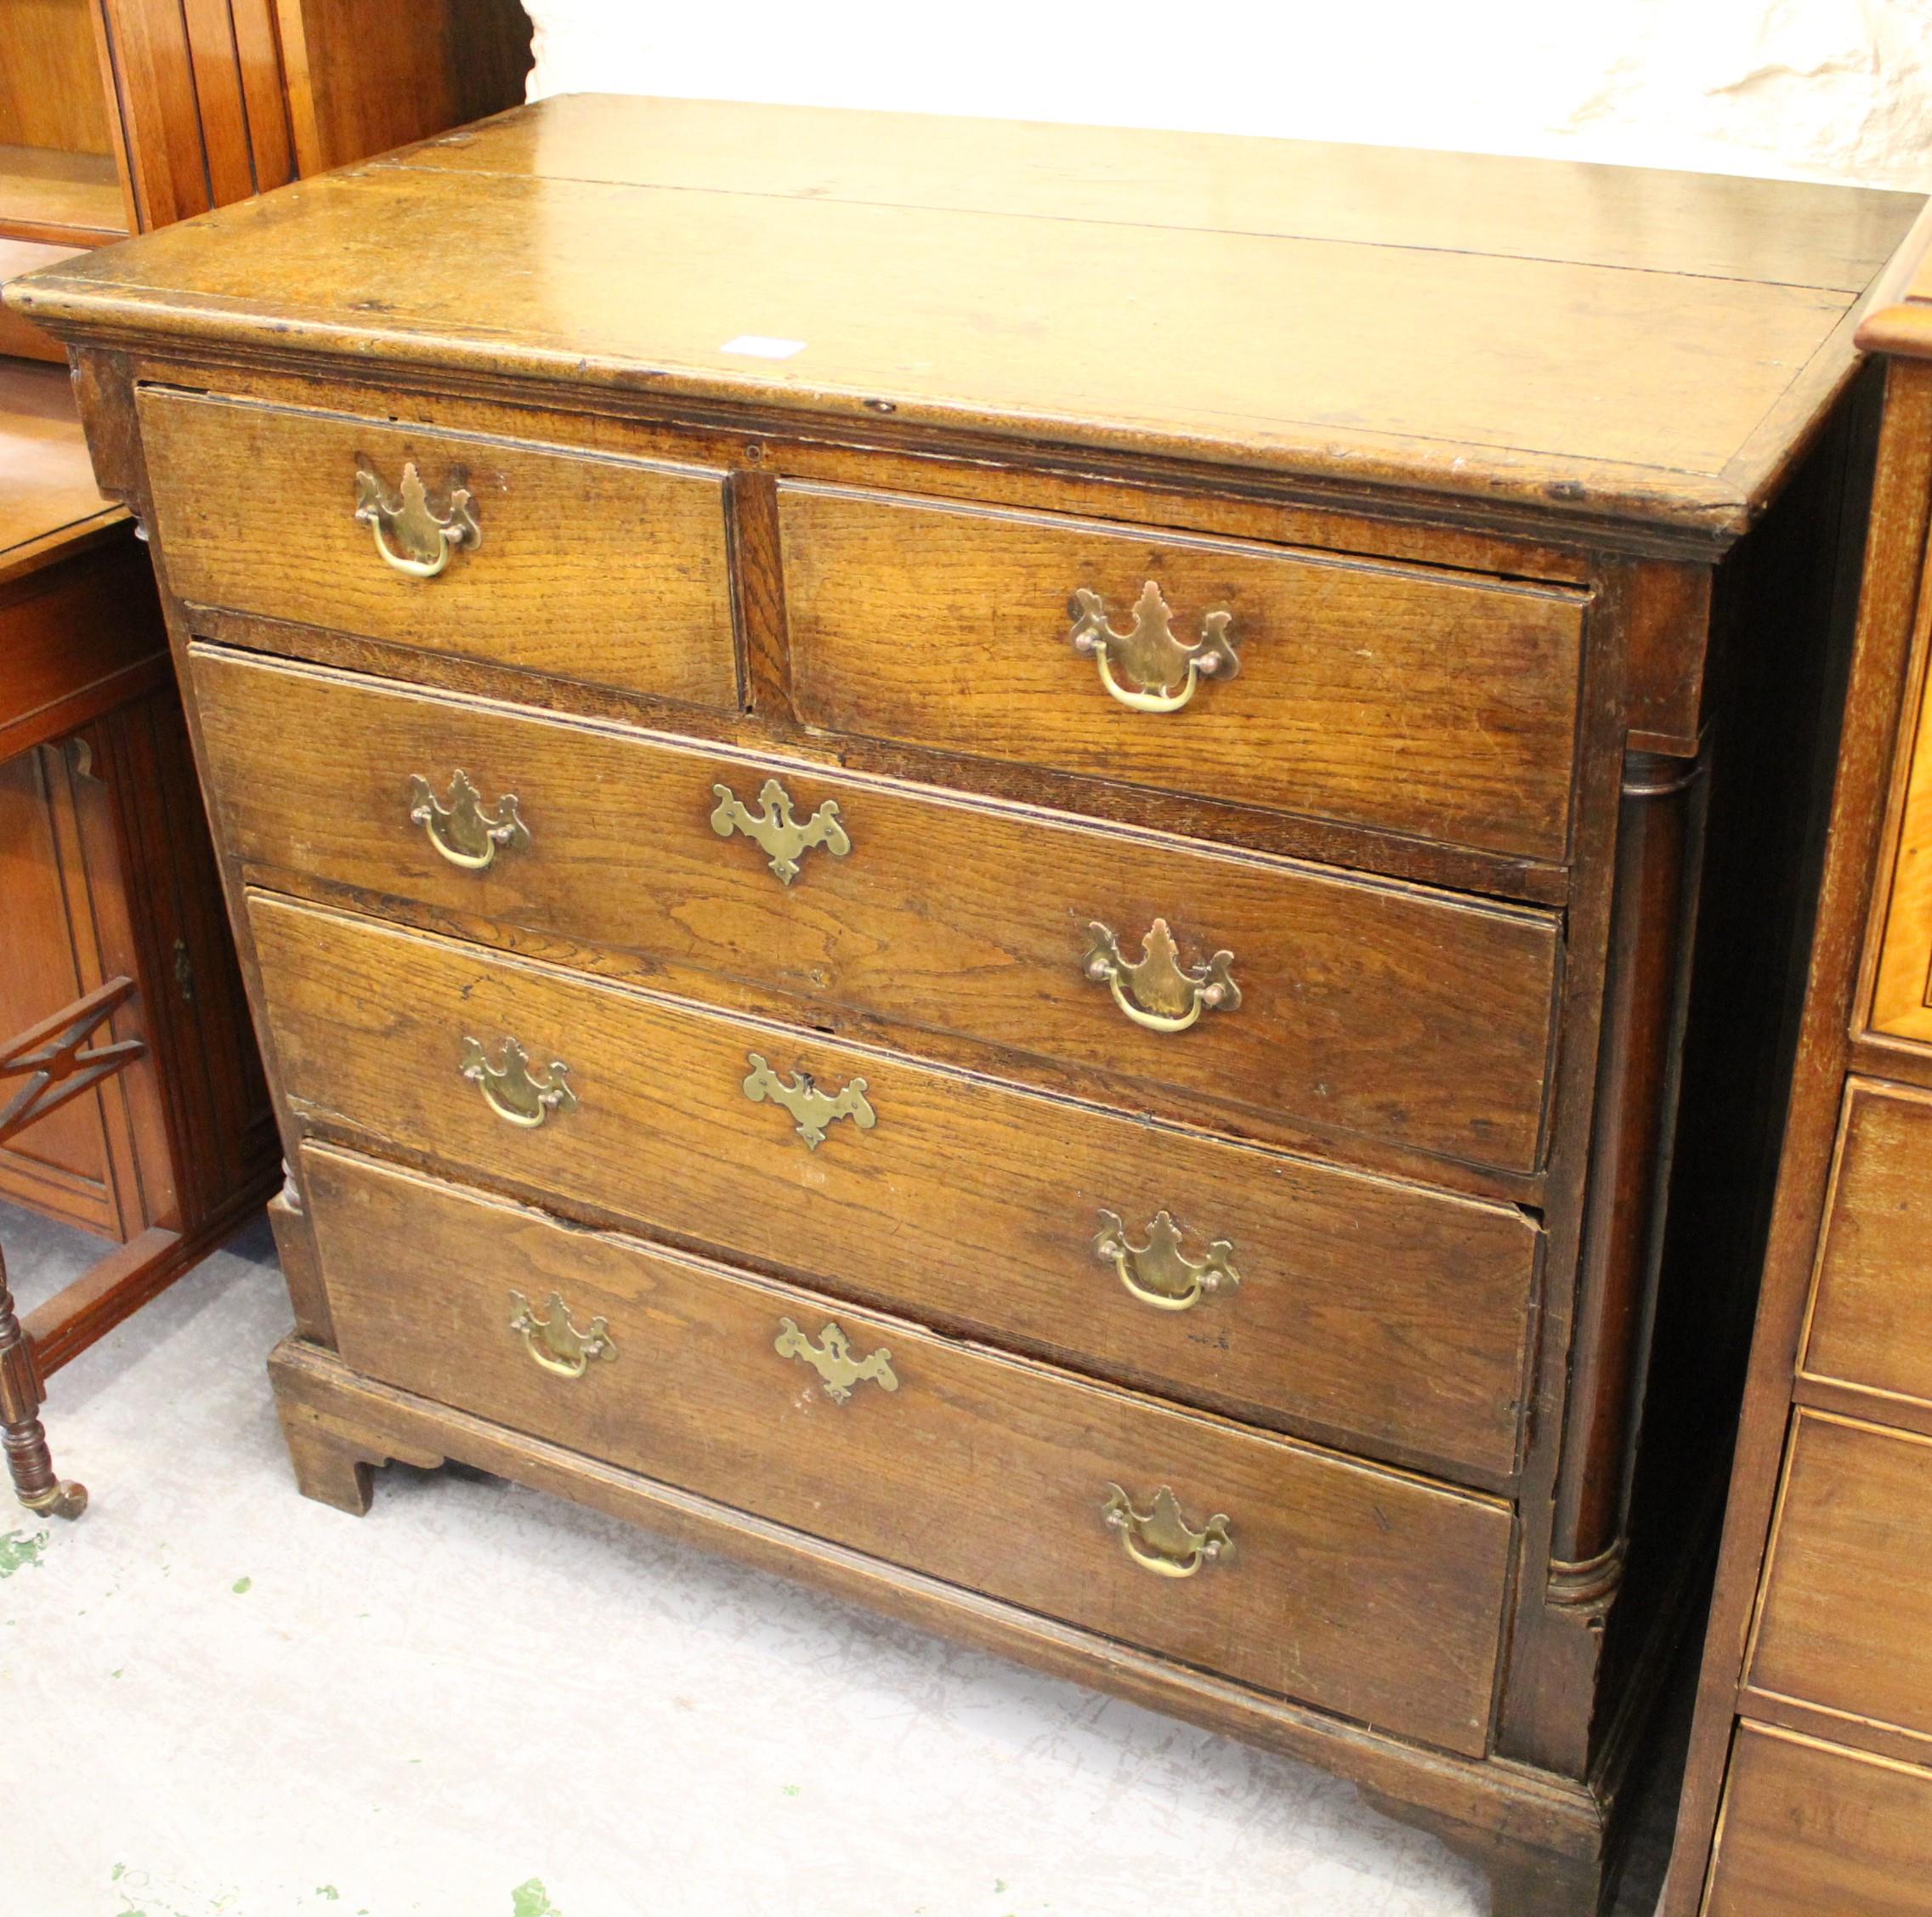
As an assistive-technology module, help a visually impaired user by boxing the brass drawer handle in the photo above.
[1102,1483,1234,1579]
[354,458,481,579]
[1083,918,1239,1033]
[711,776,850,885]
[409,770,529,871]
[774,1317,898,1404]
[1096,1211,1240,1313]
[743,1051,875,1149]
[1069,581,1240,713]
[509,1289,616,1378]
[461,1036,577,1128]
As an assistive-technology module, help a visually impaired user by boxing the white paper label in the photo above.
[718,335,807,360]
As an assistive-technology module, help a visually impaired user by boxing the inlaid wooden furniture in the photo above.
[0,356,273,1514]
[0,0,532,1513]
[10,97,1921,1911]
[1662,213,1932,1915]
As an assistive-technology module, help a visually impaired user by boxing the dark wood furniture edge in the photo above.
[1659,353,1932,1914]
[20,1164,279,1374]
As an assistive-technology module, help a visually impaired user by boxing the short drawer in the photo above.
[139,389,737,710]
[1747,1409,1932,1742]
[1799,1079,1932,1409]
[1703,1723,1932,1917]
[195,647,1562,1173]
[299,1140,1514,1755]
[248,894,1541,1479]
[779,484,1587,862]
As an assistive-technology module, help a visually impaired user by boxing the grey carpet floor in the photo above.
[1,1199,1680,1916]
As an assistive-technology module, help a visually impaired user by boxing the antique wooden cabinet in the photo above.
[9,99,1921,1911]
[1661,217,1932,1914]
[0,0,533,1517]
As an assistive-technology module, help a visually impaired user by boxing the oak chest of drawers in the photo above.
[11,96,1923,1914]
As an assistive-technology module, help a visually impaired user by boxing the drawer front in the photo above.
[1800,1079,1932,1408]
[1748,1410,1932,1741]
[779,484,1587,862]
[139,389,737,710]
[196,648,1562,1173]
[1704,1723,1932,1917]
[248,895,1540,1478]
[300,1141,1514,1755]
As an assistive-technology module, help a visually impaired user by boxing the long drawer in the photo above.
[1703,1723,1932,1917]
[1746,1409,1932,1743]
[779,482,1589,862]
[141,389,738,710]
[248,894,1541,1478]
[196,647,1564,1174]
[1799,1078,1932,1409]
[299,1140,1515,1755]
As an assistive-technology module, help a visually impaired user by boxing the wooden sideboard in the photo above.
[0,0,533,1517]
[1662,218,1932,1915]
[9,98,1921,1912]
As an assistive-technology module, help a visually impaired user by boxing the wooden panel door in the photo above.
[0,738,161,1238]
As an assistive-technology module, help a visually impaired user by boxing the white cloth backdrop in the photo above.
[520,0,1932,190]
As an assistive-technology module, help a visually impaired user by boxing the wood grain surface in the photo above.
[1746,1409,1932,1744]
[779,483,1586,861]
[301,1139,1516,1755]
[247,893,1540,1477]
[9,95,1919,530]
[141,388,738,709]
[1799,1079,1932,1409]
[197,649,1564,1173]
[1703,1724,1932,1917]
[0,360,114,559]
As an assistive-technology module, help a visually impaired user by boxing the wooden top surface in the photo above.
[7,94,1924,536]
[1856,197,1932,360]
[0,360,119,577]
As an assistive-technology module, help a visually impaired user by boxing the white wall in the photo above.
[523,0,1932,190]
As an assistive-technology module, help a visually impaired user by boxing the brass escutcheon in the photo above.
[460,1036,577,1128]
[353,458,481,579]
[1102,1483,1234,1578]
[1095,1210,1241,1313]
[409,770,530,871]
[1082,918,1239,1033]
[711,776,850,885]
[509,1289,616,1379]
[742,1051,875,1149]
[1068,581,1240,712]
[773,1317,898,1404]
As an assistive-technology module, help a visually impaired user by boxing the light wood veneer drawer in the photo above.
[1703,1723,1932,1917]
[1747,1409,1932,1743]
[195,648,1562,1173]
[248,895,1541,1479]
[779,483,1588,862]
[139,389,737,709]
[299,1140,1514,1755]
[1799,1079,1932,1409]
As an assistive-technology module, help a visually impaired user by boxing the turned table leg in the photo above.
[0,1245,86,1520]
